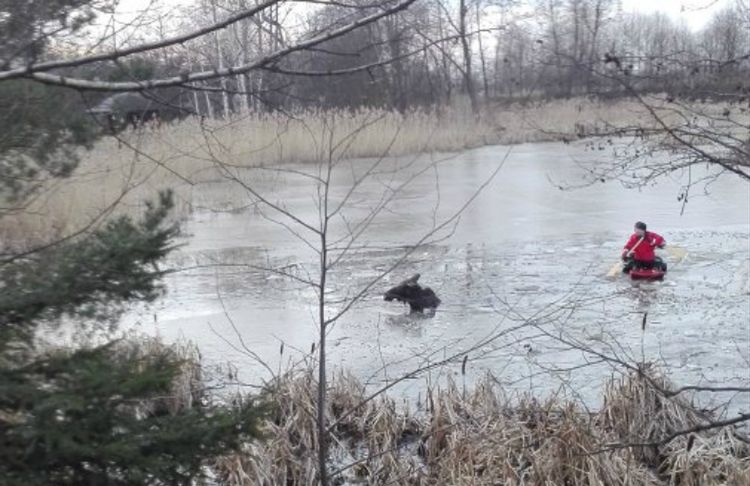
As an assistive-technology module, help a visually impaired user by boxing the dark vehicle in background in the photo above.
[88,92,194,133]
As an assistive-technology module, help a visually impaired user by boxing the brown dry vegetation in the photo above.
[42,334,206,416]
[0,97,675,246]
[215,365,749,485]
[4,95,744,250]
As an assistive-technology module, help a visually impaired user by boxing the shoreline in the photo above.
[1,96,741,246]
[211,363,750,484]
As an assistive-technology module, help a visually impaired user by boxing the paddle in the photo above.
[607,235,645,278]
[664,245,687,262]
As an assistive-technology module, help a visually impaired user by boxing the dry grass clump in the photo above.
[215,364,749,485]
[215,368,422,485]
[601,365,750,485]
[664,428,750,486]
[419,379,659,485]
[28,332,205,418]
[106,335,205,417]
[129,336,204,415]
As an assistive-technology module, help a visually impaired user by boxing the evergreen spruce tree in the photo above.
[1,3,263,484]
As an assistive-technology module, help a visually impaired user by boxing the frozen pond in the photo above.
[126,141,750,416]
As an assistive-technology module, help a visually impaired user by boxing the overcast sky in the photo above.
[621,0,734,29]
[115,0,735,32]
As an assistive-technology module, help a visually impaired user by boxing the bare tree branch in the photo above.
[7,0,419,92]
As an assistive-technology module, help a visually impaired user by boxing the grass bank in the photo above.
[36,334,748,484]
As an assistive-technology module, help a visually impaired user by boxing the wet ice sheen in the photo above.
[125,142,750,415]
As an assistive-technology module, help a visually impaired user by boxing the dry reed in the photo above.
[3,96,719,246]
[91,335,206,417]
[215,364,749,485]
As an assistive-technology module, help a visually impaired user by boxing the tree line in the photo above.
[58,0,748,116]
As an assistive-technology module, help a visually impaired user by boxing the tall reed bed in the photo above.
[215,365,749,485]
[0,98,740,244]
[2,97,736,246]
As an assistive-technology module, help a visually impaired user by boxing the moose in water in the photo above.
[88,92,192,134]
[384,273,441,314]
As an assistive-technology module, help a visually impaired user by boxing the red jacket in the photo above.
[623,231,665,262]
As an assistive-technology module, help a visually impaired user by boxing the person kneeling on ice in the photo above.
[622,221,667,273]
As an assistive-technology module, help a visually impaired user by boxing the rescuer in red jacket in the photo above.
[622,221,667,273]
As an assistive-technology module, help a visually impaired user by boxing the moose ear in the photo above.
[398,273,420,287]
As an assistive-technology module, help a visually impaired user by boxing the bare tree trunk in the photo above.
[255,6,265,111]
[385,17,407,112]
[187,56,202,116]
[437,8,452,105]
[317,243,328,486]
[570,0,581,96]
[459,0,479,114]
[546,0,565,97]
[200,63,216,119]
[585,0,604,94]
[210,0,230,117]
[422,48,436,108]
[517,38,526,97]
[237,73,250,114]
[237,3,251,114]
[493,39,500,99]
[316,138,334,486]
[476,2,489,101]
